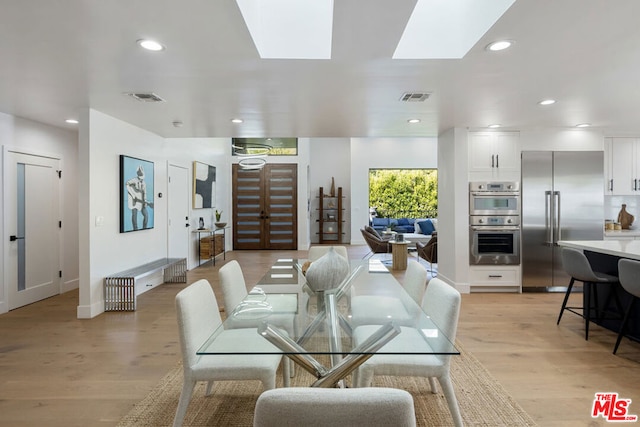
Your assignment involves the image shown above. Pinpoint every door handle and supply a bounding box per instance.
[491,154,495,168]
[609,179,613,192]
[545,191,553,246]
[554,191,561,244]
[10,235,25,241]
[185,223,190,227]
[496,154,499,168]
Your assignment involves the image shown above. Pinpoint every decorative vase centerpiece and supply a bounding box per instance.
[304,247,350,292]
[330,177,336,197]
[214,210,226,228]
[618,204,634,229]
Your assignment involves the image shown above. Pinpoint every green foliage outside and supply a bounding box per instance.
[369,169,438,218]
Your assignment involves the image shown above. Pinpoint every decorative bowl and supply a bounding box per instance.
[215,222,227,228]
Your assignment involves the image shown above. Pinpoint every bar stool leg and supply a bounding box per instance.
[557,278,575,325]
[585,282,592,341]
[613,297,637,354]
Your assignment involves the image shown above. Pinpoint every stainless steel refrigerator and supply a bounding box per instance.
[521,151,604,291]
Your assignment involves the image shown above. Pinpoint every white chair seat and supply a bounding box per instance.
[254,387,416,427]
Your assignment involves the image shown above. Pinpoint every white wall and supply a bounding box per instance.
[309,138,351,244]
[350,137,438,244]
[0,113,78,314]
[437,128,470,292]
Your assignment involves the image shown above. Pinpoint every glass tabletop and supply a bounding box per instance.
[197,258,459,357]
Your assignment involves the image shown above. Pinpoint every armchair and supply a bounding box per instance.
[361,228,390,259]
[416,232,437,275]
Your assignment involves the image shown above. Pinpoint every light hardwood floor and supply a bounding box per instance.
[0,246,638,427]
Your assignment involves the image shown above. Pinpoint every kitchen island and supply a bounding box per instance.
[557,240,639,349]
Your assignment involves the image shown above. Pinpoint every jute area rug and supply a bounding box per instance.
[117,341,536,426]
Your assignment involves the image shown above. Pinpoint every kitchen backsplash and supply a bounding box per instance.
[605,195,640,227]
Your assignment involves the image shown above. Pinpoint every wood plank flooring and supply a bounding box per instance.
[0,246,638,426]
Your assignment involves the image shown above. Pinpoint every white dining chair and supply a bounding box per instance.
[352,278,463,427]
[173,279,289,427]
[253,387,416,427]
[349,262,426,328]
[403,261,428,305]
[307,245,349,261]
[219,260,298,338]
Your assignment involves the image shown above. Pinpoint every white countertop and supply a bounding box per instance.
[558,240,640,261]
[604,229,640,237]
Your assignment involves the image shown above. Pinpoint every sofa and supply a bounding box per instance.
[369,217,437,245]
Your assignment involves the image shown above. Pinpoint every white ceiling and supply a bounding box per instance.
[2,0,640,139]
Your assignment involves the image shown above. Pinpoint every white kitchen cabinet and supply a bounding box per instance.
[469,266,521,293]
[605,137,640,196]
[468,132,520,178]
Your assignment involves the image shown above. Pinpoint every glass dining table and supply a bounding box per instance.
[197,257,459,387]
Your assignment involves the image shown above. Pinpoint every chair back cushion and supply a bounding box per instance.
[404,262,427,305]
[560,247,600,282]
[219,260,248,312]
[175,279,222,368]
[365,225,382,239]
[254,387,416,427]
[422,278,461,343]
[618,258,640,298]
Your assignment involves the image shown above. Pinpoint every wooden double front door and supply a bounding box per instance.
[232,164,297,250]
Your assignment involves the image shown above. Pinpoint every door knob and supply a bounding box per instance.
[10,235,25,241]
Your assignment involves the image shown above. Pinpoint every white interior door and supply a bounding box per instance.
[168,164,190,260]
[4,150,61,310]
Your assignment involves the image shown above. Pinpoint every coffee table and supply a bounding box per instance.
[389,240,411,270]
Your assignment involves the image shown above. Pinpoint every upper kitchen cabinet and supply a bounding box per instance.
[468,131,520,180]
[604,137,640,196]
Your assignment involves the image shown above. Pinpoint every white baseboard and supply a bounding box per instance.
[62,278,79,293]
[76,300,104,319]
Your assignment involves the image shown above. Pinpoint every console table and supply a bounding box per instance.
[194,227,227,266]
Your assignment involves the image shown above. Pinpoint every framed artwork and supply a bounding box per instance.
[120,155,155,233]
[193,161,216,209]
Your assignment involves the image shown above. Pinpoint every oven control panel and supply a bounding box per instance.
[470,215,520,226]
[469,181,520,192]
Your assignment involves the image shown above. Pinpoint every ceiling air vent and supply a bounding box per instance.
[400,92,431,102]
[126,92,166,102]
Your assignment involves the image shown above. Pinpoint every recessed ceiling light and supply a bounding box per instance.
[407,119,421,124]
[137,39,165,51]
[485,40,514,51]
[231,118,243,124]
[575,123,591,128]
[538,99,556,106]
[487,124,501,128]
[65,119,79,124]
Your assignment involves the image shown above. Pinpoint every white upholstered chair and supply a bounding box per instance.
[173,279,288,427]
[349,262,427,327]
[403,261,428,305]
[352,278,463,427]
[219,260,298,338]
[253,387,417,427]
[307,245,348,261]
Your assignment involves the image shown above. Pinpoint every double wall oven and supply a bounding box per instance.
[469,181,521,265]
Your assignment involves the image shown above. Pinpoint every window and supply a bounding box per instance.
[232,138,298,156]
[369,169,437,219]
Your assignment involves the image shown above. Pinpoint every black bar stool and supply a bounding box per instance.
[558,247,620,340]
[613,258,640,354]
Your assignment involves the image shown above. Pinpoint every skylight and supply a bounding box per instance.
[393,0,517,59]
[236,0,334,59]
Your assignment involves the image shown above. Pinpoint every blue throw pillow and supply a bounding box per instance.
[418,219,435,235]
[372,217,389,227]
[397,218,410,226]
